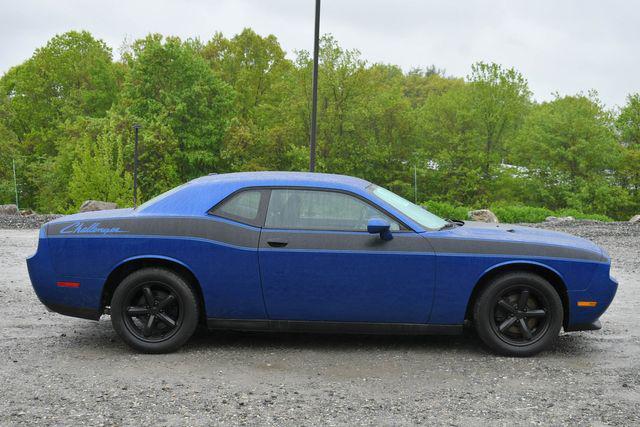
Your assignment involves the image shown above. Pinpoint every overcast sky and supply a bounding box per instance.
[1,0,638,107]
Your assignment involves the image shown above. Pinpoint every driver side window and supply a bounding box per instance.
[265,189,400,231]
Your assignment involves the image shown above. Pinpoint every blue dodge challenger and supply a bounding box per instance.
[27,172,617,356]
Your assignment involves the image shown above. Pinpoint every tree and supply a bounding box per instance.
[468,62,531,181]
[67,123,134,211]
[617,93,640,147]
[414,82,485,204]
[0,31,119,155]
[202,29,295,171]
[511,93,626,216]
[0,31,120,210]
[121,34,235,186]
[616,93,640,212]
[0,121,19,204]
[403,67,457,108]
[0,29,637,219]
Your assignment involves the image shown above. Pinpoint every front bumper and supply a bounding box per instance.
[565,265,618,332]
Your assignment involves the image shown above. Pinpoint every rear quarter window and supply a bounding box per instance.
[209,190,267,227]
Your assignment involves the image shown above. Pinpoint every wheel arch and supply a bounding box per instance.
[101,256,206,323]
[464,261,570,328]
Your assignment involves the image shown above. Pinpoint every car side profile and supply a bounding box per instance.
[27,172,617,356]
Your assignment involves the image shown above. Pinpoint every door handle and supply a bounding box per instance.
[267,239,288,248]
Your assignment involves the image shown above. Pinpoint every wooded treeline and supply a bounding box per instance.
[0,29,638,219]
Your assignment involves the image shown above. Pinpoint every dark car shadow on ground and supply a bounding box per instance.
[64,318,600,358]
[184,327,483,354]
[181,326,600,357]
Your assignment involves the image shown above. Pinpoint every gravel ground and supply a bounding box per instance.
[0,214,62,230]
[0,220,639,426]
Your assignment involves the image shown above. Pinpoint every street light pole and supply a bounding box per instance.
[309,0,321,172]
[12,158,19,210]
[133,124,141,208]
[414,165,417,203]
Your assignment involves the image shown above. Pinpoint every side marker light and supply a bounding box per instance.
[577,301,597,307]
[56,281,80,288]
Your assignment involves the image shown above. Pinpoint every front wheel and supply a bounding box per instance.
[473,272,563,356]
[111,267,199,353]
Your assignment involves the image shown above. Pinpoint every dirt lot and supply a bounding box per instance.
[1,222,639,426]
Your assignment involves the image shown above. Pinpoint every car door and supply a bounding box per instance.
[205,188,270,319]
[257,188,436,324]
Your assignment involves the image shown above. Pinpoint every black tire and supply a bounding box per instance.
[473,272,563,357]
[111,267,199,353]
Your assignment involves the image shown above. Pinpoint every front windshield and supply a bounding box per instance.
[370,185,447,231]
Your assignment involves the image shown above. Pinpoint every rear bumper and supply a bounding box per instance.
[42,302,101,320]
[27,228,102,321]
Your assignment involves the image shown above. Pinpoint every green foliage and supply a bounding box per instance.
[121,34,234,185]
[490,205,555,224]
[0,31,120,210]
[67,123,134,212]
[422,202,613,223]
[0,30,638,220]
[422,201,470,221]
[617,93,640,147]
[0,121,19,204]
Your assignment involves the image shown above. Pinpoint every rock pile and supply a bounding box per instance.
[467,209,499,223]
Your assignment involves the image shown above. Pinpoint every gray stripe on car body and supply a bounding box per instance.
[46,216,605,262]
[46,216,260,248]
[425,236,606,262]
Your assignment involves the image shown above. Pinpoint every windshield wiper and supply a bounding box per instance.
[439,218,465,230]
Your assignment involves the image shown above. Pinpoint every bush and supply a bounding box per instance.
[422,201,470,220]
[490,205,553,223]
[421,201,614,223]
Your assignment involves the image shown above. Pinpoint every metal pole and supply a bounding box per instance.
[309,0,321,172]
[414,165,417,203]
[133,124,141,208]
[12,158,19,210]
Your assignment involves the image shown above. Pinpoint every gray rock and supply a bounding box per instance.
[0,204,20,216]
[79,200,117,213]
[630,214,640,223]
[467,209,499,223]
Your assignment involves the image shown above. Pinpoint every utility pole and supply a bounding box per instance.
[12,158,19,210]
[414,165,417,203]
[309,0,321,172]
[133,124,141,208]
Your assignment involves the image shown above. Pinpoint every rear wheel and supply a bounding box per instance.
[473,272,563,356]
[111,267,199,353]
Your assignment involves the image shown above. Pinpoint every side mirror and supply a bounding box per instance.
[367,218,393,241]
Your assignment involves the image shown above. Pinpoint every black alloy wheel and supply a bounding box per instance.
[111,268,199,353]
[491,286,549,346]
[474,272,563,356]
[123,282,182,342]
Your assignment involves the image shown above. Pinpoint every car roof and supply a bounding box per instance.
[136,171,375,217]
[189,171,372,189]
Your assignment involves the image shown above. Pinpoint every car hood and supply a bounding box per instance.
[426,221,607,262]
